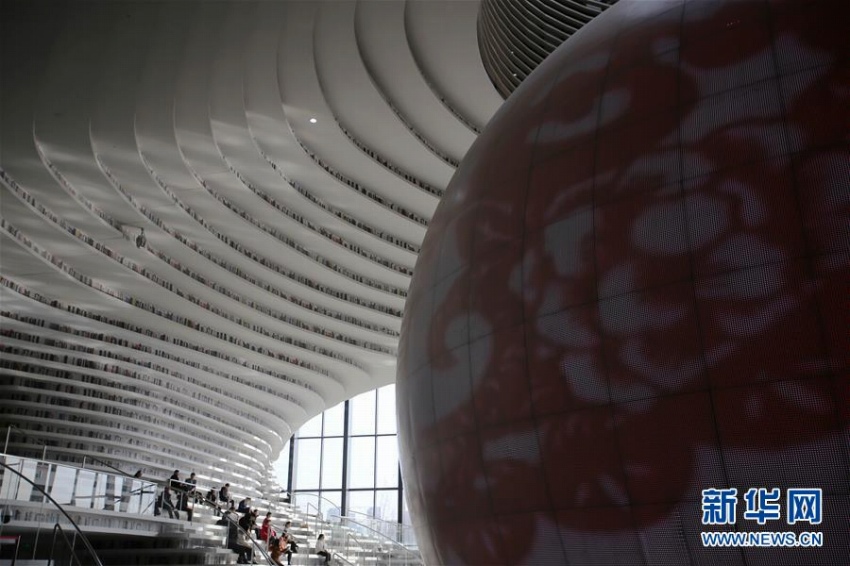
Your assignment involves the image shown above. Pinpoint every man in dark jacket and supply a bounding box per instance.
[237,497,252,513]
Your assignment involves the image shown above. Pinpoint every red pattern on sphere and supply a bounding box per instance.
[397,0,849,564]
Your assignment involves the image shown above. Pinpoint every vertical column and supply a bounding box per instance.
[340,400,350,516]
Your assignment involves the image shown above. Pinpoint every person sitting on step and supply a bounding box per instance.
[315,533,331,565]
[269,534,287,566]
[237,496,252,513]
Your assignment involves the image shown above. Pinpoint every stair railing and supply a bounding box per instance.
[343,531,366,564]
[0,461,104,566]
[4,425,131,480]
[338,516,423,566]
[331,529,357,566]
[304,502,327,537]
[291,492,341,523]
[49,522,87,566]
[345,508,418,548]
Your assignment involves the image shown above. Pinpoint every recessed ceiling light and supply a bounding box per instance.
[309,118,317,124]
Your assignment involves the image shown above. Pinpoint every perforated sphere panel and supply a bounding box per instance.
[396,0,849,564]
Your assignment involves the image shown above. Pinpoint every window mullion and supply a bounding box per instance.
[341,399,350,516]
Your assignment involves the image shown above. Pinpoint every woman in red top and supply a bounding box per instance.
[260,512,275,542]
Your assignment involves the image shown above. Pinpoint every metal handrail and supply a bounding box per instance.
[1,452,157,500]
[291,492,341,519]
[339,516,423,565]
[0,461,105,566]
[345,508,417,545]
[344,530,364,556]
[50,523,85,566]
[323,528,356,566]
[65,482,154,503]
[4,425,132,479]
[304,502,327,536]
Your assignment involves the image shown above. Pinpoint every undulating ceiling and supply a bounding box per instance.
[0,0,503,489]
[479,0,619,97]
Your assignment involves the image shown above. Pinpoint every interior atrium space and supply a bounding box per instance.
[1,0,848,565]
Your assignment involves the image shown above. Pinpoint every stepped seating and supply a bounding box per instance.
[82,505,235,566]
[93,546,238,566]
[0,453,418,565]
[267,503,419,566]
[0,495,413,565]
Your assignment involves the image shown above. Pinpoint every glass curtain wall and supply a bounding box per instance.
[278,384,406,523]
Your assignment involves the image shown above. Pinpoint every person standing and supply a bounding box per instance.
[169,470,187,513]
[158,485,178,520]
[185,472,199,503]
